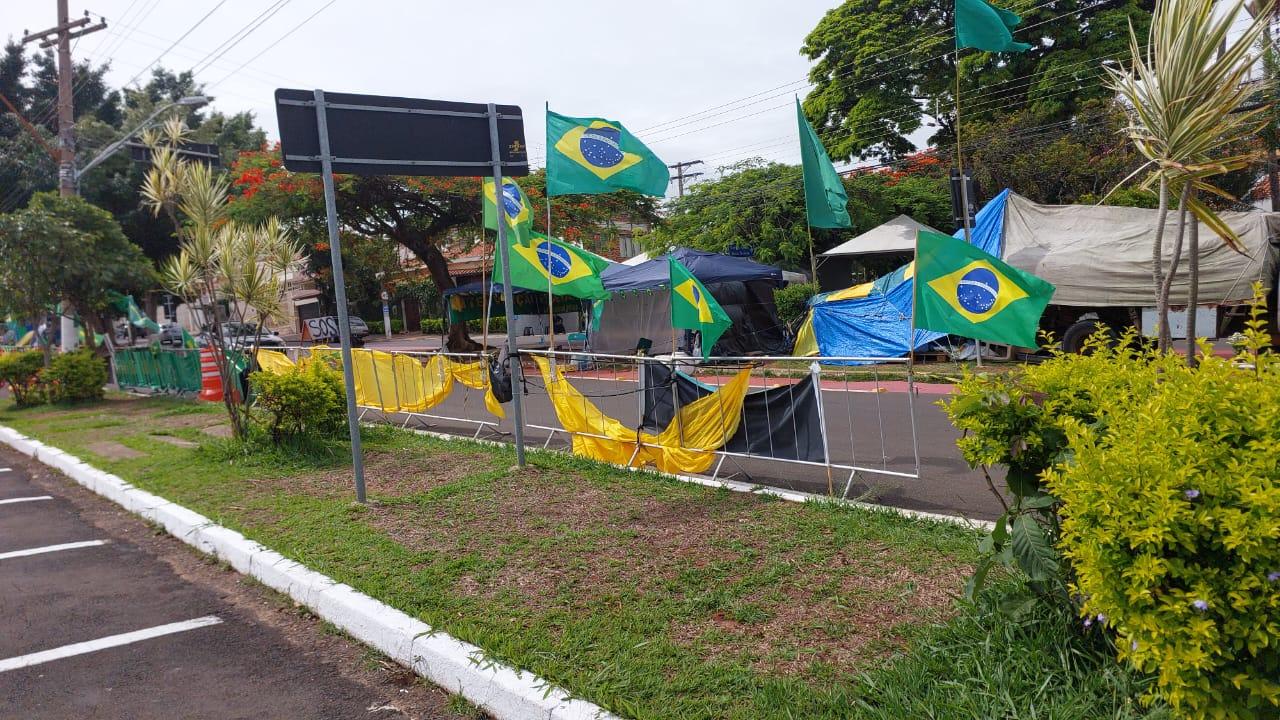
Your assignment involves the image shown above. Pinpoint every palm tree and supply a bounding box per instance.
[1104,0,1272,355]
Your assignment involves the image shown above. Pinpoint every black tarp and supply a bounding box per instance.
[704,280,789,356]
[640,363,827,462]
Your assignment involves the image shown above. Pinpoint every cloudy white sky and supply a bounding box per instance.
[8,0,855,184]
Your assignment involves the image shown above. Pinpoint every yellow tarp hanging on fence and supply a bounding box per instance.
[254,349,297,374]
[284,346,505,419]
[532,356,751,475]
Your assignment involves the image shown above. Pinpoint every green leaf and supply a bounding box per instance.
[1010,514,1059,582]
[1020,494,1059,510]
[964,556,995,601]
[1005,467,1042,498]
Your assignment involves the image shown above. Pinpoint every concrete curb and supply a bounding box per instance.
[400,426,996,533]
[0,425,619,720]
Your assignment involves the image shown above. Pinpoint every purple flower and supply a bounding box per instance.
[1083,617,1094,628]
[1131,640,1139,651]
[1268,571,1280,583]
[1096,613,1107,624]
[1192,599,1209,612]
[1184,488,1201,500]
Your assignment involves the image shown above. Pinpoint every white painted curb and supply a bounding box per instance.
[0,425,619,720]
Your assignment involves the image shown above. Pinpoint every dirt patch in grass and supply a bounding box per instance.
[202,424,233,438]
[150,434,198,448]
[364,467,968,674]
[86,440,146,460]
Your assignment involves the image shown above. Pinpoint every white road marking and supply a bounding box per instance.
[0,539,109,560]
[0,496,53,506]
[0,615,223,673]
[0,468,11,473]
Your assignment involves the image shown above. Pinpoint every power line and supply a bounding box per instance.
[206,0,340,89]
[120,0,228,90]
[189,0,293,78]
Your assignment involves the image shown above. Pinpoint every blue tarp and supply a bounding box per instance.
[601,247,783,292]
[808,189,1011,362]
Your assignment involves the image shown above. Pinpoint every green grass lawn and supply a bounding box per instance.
[0,394,1163,719]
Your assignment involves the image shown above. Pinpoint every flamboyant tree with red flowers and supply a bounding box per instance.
[225,145,658,349]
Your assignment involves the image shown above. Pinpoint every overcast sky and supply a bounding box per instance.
[8,0,855,186]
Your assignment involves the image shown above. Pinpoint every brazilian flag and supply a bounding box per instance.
[482,176,534,246]
[914,230,1054,348]
[669,257,731,360]
[546,110,669,197]
[492,231,611,300]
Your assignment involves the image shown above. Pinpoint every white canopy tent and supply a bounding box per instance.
[821,214,942,257]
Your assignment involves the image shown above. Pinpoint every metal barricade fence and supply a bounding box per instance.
[112,346,203,394]
[517,349,922,496]
[275,346,502,439]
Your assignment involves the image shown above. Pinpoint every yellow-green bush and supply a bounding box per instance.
[1049,340,1280,717]
[249,361,346,444]
[946,306,1280,717]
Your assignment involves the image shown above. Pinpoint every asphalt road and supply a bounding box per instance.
[361,362,1006,522]
[0,449,468,720]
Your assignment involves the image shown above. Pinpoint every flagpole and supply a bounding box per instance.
[954,47,982,368]
[907,231,922,477]
[797,95,820,286]
[481,182,491,354]
[545,101,557,357]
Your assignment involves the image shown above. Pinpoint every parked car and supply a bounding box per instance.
[197,322,286,349]
[303,315,369,347]
[158,322,186,346]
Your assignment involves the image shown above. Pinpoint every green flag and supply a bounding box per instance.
[546,110,669,197]
[796,99,852,229]
[482,176,534,246]
[914,229,1054,347]
[955,0,1032,52]
[492,231,612,300]
[669,257,731,360]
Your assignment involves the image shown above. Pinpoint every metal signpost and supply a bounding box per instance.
[276,89,529,501]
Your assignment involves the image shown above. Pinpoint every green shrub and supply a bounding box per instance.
[389,318,404,334]
[366,319,383,335]
[463,317,507,334]
[420,318,445,335]
[249,361,346,444]
[1048,306,1280,718]
[0,350,46,407]
[774,281,818,327]
[945,296,1280,717]
[42,350,107,404]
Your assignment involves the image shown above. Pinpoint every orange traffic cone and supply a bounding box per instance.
[198,347,223,402]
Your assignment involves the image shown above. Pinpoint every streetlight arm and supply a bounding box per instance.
[77,95,208,178]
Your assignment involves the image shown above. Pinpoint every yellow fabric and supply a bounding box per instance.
[826,281,875,302]
[793,313,819,357]
[287,346,504,418]
[254,349,296,374]
[532,356,751,474]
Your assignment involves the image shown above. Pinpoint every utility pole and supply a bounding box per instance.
[667,159,704,198]
[22,1,106,196]
[22,1,106,353]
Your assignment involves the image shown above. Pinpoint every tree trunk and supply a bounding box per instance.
[1152,176,1171,352]
[1186,198,1200,367]
[1158,182,1193,351]
[394,231,480,352]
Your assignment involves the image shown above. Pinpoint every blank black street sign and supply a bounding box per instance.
[274,89,528,177]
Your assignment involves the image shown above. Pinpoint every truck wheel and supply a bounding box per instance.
[1061,320,1115,354]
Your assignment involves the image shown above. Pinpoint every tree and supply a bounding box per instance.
[0,208,82,364]
[800,0,1155,161]
[23,192,154,350]
[225,147,659,349]
[1104,0,1270,354]
[964,102,1147,205]
[641,158,951,272]
[143,120,301,439]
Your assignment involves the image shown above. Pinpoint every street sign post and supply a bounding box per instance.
[275,89,530,501]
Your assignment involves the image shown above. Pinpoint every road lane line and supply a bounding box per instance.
[0,615,223,672]
[0,496,53,506]
[0,468,11,473]
[0,539,109,560]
